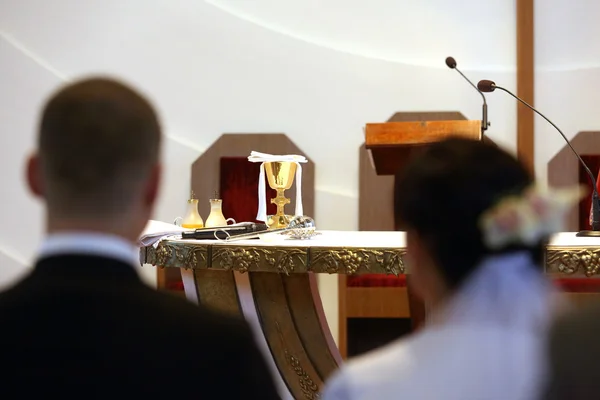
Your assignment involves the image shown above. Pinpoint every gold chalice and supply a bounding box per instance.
[264,161,297,229]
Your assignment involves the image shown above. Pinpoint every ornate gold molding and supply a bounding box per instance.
[546,247,600,277]
[274,321,321,399]
[142,240,600,277]
[141,241,406,275]
[287,351,320,399]
[145,241,209,270]
[212,247,307,274]
[311,248,405,275]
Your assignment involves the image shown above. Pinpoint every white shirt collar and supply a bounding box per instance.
[38,232,140,267]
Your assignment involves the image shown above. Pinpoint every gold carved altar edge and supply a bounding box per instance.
[139,238,600,399]
[142,240,600,278]
[141,240,406,275]
[546,246,600,277]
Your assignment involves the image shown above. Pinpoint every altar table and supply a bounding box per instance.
[140,231,600,399]
[546,233,600,277]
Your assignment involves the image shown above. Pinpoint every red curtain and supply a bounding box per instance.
[594,169,600,226]
[219,157,277,223]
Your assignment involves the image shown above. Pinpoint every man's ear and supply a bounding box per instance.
[144,163,162,207]
[26,153,44,198]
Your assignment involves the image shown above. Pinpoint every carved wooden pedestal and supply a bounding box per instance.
[141,231,406,399]
[141,231,600,399]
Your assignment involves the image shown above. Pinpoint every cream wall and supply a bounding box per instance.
[535,1,600,184]
[0,0,519,343]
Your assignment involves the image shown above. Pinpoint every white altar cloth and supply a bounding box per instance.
[547,232,600,247]
[172,230,407,249]
[140,219,600,251]
[171,231,600,249]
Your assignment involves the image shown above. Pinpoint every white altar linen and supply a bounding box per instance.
[138,220,190,247]
[140,223,599,251]
[547,232,600,247]
[171,230,407,249]
[166,230,600,251]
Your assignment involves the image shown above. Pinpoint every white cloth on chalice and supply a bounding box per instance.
[248,151,307,222]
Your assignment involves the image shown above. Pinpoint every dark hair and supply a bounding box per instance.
[39,77,161,216]
[394,138,544,290]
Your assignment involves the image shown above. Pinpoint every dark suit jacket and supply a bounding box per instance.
[542,304,600,400]
[0,255,280,399]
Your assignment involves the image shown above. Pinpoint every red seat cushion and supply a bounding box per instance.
[347,274,407,288]
[553,278,600,293]
[346,276,600,292]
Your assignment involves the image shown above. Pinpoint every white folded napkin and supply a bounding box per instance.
[138,220,190,247]
[247,151,307,222]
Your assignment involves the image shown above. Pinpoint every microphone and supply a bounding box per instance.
[477,80,496,93]
[478,79,600,237]
[445,56,490,133]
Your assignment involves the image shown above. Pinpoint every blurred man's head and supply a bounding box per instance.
[27,77,162,241]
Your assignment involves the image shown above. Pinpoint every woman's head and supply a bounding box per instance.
[394,138,539,303]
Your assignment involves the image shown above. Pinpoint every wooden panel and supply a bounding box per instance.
[250,272,324,398]
[233,272,293,398]
[156,267,166,290]
[367,147,419,176]
[346,287,410,318]
[282,274,341,381]
[565,293,600,309]
[193,269,243,316]
[365,120,481,148]
[516,0,535,172]
[358,144,395,231]
[337,275,348,359]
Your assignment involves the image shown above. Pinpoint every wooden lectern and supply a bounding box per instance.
[365,119,482,175]
[365,118,482,329]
